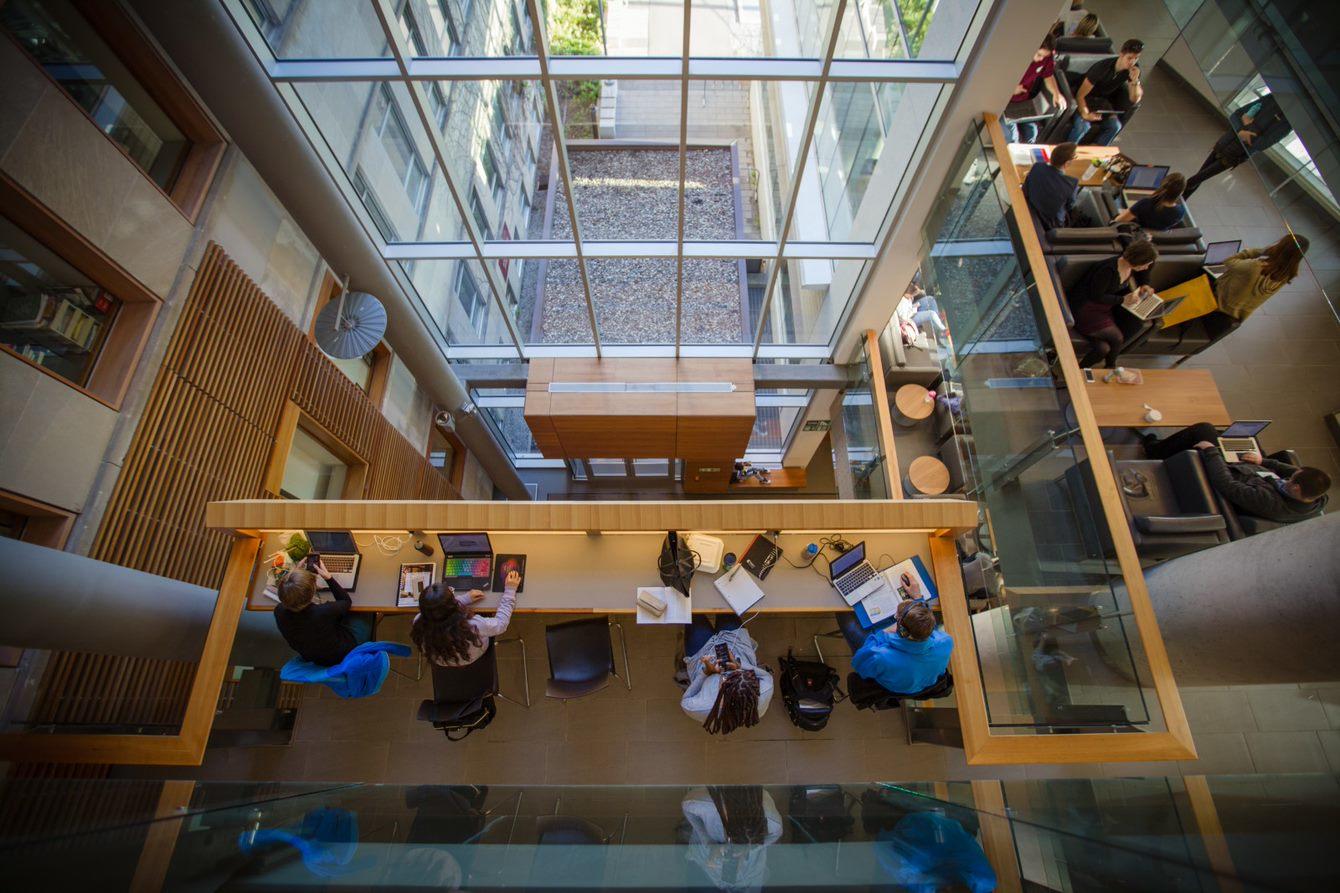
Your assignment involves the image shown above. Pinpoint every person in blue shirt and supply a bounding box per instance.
[850,599,953,696]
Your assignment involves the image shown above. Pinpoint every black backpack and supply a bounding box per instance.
[777,650,843,731]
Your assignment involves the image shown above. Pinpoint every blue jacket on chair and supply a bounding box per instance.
[280,641,410,698]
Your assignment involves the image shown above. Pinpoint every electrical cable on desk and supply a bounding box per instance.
[357,534,408,556]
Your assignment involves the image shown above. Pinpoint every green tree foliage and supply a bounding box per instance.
[548,0,602,106]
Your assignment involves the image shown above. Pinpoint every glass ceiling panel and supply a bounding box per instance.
[400,257,517,348]
[686,80,809,241]
[258,0,392,58]
[593,0,685,57]
[689,0,828,58]
[558,81,682,240]
[760,257,869,345]
[799,80,943,242]
[837,0,982,61]
[681,257,752,345]
[516,257,594,344]
[589,257,677,344]
[447,80,562,242]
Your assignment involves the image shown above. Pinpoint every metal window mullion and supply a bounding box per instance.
[370,0,525,358]
[674,1,692,356]
[525,0,602,357]
[751,0,850,357]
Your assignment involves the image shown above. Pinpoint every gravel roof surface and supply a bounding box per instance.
[540,146,744,343]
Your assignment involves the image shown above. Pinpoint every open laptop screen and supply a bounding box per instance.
[439,532,491,554]
[1221,420,1271,438]
[829,541,866,579]
[306,530,357,553]
[1124,164,1169,190]
[1204,240,1243,265]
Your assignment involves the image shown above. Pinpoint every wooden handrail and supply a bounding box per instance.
[941,114,1195,763]
[863,329,904,498]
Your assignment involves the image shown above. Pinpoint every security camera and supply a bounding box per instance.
[434,411,456,433]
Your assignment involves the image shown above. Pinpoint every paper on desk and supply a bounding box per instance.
[636,586,691,624]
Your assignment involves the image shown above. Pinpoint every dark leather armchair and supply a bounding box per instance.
[1216,449,1328,539]
[1099,191,1208,255]
[1065,449,1229,560]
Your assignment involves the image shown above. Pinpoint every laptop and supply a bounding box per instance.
[1122,164,1169,202]
[438,532,494,589]
[1125,291,1185,321]
[303,530,362,592]
[1217,420,1271,462]
[828,542,891,607]
[1203,240,1243,279]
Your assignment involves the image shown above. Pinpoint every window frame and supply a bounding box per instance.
[453,261,488,339]
[0,172,162,409]
[1,0,226,222]
[0,489,76,548]
[264,401,369,500]
[373,83,430,215]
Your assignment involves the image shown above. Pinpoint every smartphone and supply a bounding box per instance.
[714,642,731,667]
[1083,369,1095,383]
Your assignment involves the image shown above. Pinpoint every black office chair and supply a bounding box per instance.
[529,812,624,883]
[416,638,531,740]
[543,617,631,700]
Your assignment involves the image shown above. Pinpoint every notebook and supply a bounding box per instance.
[713,564,765,616]
[855,556,940,630]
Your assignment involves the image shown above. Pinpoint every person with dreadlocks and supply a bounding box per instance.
[681,785,783,891]
[679,615,774,735]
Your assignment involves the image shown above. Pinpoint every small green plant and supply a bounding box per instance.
[284,532,311,562]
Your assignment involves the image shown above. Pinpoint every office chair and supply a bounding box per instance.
[543,616,631,699]
[416,638,531,740]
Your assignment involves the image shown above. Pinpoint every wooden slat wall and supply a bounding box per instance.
[31,242,460,733]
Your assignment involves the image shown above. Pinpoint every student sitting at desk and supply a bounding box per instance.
[274,563,373,667]
[850,600,953,697]
[412,570,521,667]
[1023,141,1080,230]
[1112,172,1186,231]
[1068,239,1158,369]
[680,615,774,735]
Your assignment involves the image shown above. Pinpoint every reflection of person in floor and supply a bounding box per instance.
[1184,93,1291,198]
[1032,633,1078,708]
[680,786,783,893]
[861,786,997,893]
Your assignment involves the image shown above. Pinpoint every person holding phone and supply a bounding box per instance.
[412,570,521,667]
[1067,38,1145,145]
[680,615,774,734]
[1067,240,1158,368]
[273,560,374,667]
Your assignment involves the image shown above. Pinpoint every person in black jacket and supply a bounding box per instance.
[1184,93,1291,198]
[1067,240,1158,368]
[274,563,373,666]
[1145,422,1330,523]
[1023,141,1080,229]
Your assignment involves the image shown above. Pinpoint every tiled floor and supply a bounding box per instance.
[1114,65,1340,484]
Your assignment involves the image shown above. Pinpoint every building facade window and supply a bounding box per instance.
[468,187,490,238]
[0,0,190,191]
[373,84,429,215]
[482,142,505,206]
[454,262,487,339]
[352,168,400,242]
[281,426,350,500]
[0,214,119,388]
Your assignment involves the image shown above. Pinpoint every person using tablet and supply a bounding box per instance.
[1067,38,1145,145]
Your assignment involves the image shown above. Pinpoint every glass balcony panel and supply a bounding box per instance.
[761,258,868,345]
[480,402,543,460]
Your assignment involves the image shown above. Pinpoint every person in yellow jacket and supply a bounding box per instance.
[1215,233,1310,321]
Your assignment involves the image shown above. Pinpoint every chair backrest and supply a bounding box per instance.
[545,617,614,684]
[428,639,499,704]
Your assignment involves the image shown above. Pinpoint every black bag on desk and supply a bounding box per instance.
[778,650,843,731]
[658,530,698,597]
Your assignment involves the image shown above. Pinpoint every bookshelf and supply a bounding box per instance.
[0,288,117,385]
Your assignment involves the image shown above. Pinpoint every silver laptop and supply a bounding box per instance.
[1126,291,1185,321]
[1217,420,1271,462]
[829,542,890,606]
[303,529,362,591]
[1122,164,1169,203]
[1203,240,1242,280]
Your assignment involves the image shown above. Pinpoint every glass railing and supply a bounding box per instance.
[841,336,893,500]
[918,123,1164,736]
[2,776,1336,890]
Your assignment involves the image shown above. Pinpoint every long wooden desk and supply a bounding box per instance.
[246,530,936,615]
[1009,144,1120,188]
[1084,368,1231,429]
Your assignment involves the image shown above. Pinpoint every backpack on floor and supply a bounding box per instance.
[777,650,843,732]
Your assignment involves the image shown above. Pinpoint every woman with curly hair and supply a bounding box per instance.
[412,570,521,666]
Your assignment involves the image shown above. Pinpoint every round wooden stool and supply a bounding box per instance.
[893,384,935,427]
[905,455,950,497]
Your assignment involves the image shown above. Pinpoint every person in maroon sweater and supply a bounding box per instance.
[1003,34,1066,143]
